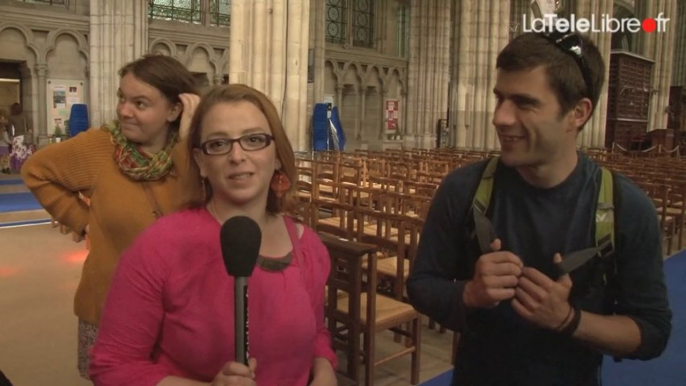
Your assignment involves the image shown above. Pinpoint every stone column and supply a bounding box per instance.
[354,86,362,140]
[35,63,48,137]
[89,0,148,127]
[673,0,686,87]
[639,0,679,132]
[359,87,367,140]
[404,0,420,148]
[405,0,452,149]
[229,0,311,151]
[378,87,387,140]
[310,0,326,105]
[335,85,344,115]
[451,0,509,150]
[573,0,613,149]
[213,74,224,85]
[400,90,408,138]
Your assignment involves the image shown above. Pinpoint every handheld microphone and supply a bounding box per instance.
[220,216,261,366]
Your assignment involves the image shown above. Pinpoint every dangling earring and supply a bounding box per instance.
[270,170,291,198]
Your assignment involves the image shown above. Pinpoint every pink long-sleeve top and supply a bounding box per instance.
[89,208,337,386]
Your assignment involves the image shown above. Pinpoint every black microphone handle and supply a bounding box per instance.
[234,276,249,365]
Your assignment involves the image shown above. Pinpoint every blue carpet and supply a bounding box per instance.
[0,179,23,185]
[421,250,686,386]
[601,249,686,386]
[0,193,42,212]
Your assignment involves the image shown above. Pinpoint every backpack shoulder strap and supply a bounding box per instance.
[596,167,615,258]
[472,156,500,215]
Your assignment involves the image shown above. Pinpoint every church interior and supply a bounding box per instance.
[1,0,685,385]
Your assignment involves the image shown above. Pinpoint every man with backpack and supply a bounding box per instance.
[407,30,672,386]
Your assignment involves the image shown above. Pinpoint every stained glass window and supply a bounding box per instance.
[326,0,348,44]
[210,0,230,27]
[352,0,374,48]
[21,0,66,5]
[149,0,201,24]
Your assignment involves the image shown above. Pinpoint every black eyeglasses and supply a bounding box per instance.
[540,31,594,100]
[198,133,274,155]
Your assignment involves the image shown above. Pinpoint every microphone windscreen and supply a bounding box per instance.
[220,216,261,277]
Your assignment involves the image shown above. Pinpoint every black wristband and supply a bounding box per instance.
[560,305,581,336]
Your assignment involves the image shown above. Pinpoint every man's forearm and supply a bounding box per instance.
[571,311,641,357]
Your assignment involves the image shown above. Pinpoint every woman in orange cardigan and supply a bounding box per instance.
[21,54,200,379]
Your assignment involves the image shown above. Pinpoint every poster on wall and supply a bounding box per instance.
[385,99,400,137]
[47,79,85,136]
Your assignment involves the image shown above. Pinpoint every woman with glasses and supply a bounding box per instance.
[89,84,338,386]
[21,54,201,379]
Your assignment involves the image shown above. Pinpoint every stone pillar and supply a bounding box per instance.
[451,0,509,150]
[35,63,48,137]
[310,0,326,105]
[405,0,452,149]
[213,74,224,85]
[573,0,613,149]
[359,87,367,140]
[673,0,686,86]
[378,87,387,140]
[639,0,679,132]
[229,0,311,151]
[335,85,344,115]
[400,90,408,138]
[89,0,149,127]
[404,0,420,148]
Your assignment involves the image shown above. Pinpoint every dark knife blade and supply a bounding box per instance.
[553,240,610,279]
[473,209,497,254]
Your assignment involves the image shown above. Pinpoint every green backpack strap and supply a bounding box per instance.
[471,157,499,253]
[472,156,499,215]
[597,167,615,258]
[472,158,615,263]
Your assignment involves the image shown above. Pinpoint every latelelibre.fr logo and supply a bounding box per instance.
[522,13,669,33]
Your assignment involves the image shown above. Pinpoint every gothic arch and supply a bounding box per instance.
[0,23,40,60]
[43,29,89,62]
[149,38,178,57]
[184,42,219,73]
[612,3,635,51]
[325,59,342,83]
[363,64,384,90]
[386,67,406,94]
[531,0,543,18]
[341,61,365,86]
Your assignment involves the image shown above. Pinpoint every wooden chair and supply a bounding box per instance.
[321,233,421,386]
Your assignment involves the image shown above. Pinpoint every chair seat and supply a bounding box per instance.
[363,225,398,238]
[337,293,417,332]
[363,256,409,279]
[324,285,349,306]
[319,216,345,227]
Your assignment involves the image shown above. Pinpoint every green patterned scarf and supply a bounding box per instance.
[104,121,178,181]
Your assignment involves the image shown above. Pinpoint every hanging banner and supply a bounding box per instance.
[385,99,399,134]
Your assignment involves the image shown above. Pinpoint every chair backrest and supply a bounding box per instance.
[320,233,377,380]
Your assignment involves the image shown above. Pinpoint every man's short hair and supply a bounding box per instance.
[496,32,605,119]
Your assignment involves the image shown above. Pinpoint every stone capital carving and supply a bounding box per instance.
[214,74,224,85]
[35,63,48,77]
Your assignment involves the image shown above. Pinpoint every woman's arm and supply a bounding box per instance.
[89,229,174,386]
[21,128,111,233]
